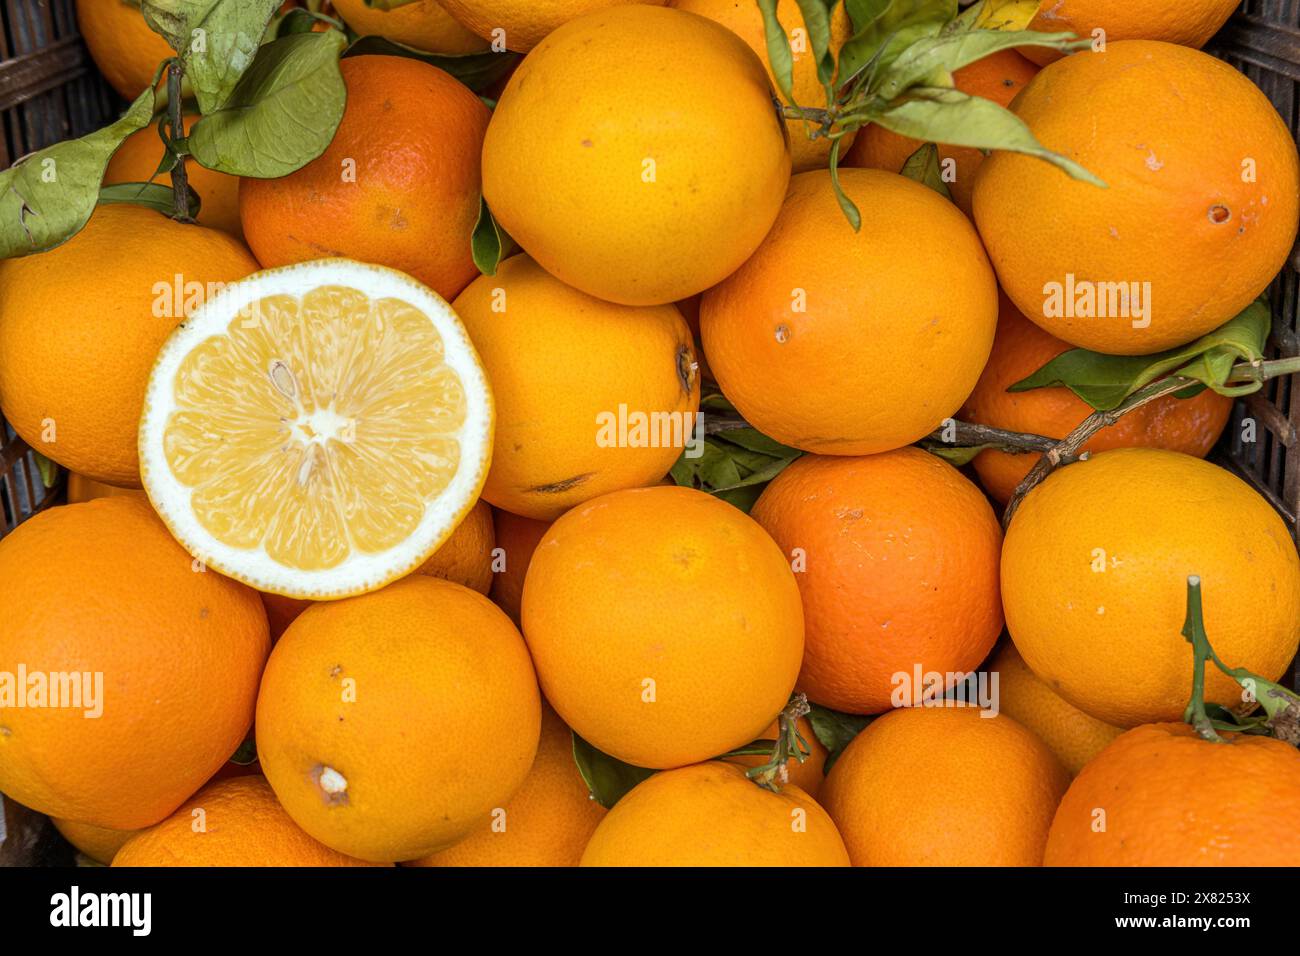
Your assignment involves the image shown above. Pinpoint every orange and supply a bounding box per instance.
[989,643,1123,776]
[670,0,857,172]
[580,761,848,866]
[701,169,997,455]
[414,497,495,593]
[1002,449,1300,727]
[960,293,1233,503]
[75,0,173,98]
[844,49,1038,214]
[261,592,313,642]
[51,818,139,866]
[522,485,804,769]
[0,205,258,487]
[112,777,381,867]
[1045,723,1300,866]
[256,575,541,862]
[974,41,1300,355]
[437,0,668,52]
[65,473,146,504]
[822,706,1069,866]
[750,449,1004,714]
[105,115,244,238]
[240,56,489,301]
[482,5,790,305]
[329,0,488,53]
[454,255,700,520]
[488,509,551,624]
[731,715,828,799]
[0,497,270,829]
[407,705,605,866]
[1025,0,1241,65]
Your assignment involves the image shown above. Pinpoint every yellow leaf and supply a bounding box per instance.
[973,0,1040,31]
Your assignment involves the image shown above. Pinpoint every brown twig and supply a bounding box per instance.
[166,60,193,223]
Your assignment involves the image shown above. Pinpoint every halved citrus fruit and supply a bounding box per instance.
[139,259,494,599]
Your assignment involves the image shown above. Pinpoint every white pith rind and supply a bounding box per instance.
[138,258,494,600]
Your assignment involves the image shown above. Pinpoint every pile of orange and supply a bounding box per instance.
[0,0,1298,872]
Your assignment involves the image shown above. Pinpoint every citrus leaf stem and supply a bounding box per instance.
[166,61,194,224]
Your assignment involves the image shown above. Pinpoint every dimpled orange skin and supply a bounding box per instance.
[580,761,849,866]
[75,0,174,98]
[0,498,270,830]
[438,0,668,52]
[973,41,1300,356]
[330,0,488,53]
[522,486,804,770]
[0,205,259,487]
[960,294,1233,503]
[822,707,1070,867]
[1024,0,1241,66]
[239,56,488,301]
[105,115,244,238]
[702,169,997,456]
[454,255,700,521]
[845,49,1038,214]
[750,449,1004,715]
[407,705,605,866]
[488,509,552,625]
[256,576,541,862]
[1045,723,1300,866]
[113,777,383,867]
[482,5,791,306]
[732,715,828,799]
[670,0,857,172]
[989,643,1123,777]
[1002,449,1300,728]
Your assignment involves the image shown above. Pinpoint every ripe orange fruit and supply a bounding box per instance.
[522,486,804,769]
[75,0,173,99]
[488,509,552,624]
[731,715,828,799]
[1025,0,1241,65]
[65,473,146,504]
[112,777,381,867]
[105,115,243,238]
[750,449,1004,714]
[482,5,790,305]
[51,819,140,866]
[1002,449,1300,727]
[260,592,313,642]
[822,706,1069,866]
[580,761,849,866]
[845,49,1038,214]
[670,0,857,172]
[0,497,270,829]
[960,293,1233,503]
[407,705,605,866]
[414,497,495,593]
[256,575,541,862]
[701,169,997,455]
[454,255,699,520]
[329,0,488,53]
[438,0,668,52]
[0,205,257,487]
[1045,723,1300,866]
[239,56,489,301]
[974,41,1300,355]
[989,643,1123,776]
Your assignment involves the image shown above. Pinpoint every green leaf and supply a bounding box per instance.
[0,87,157,259]
[343,36,520,92]
[793,0,837,91]
[32,452,60,490]
[230,738,259,766]
[898,141,951,198]
[757,0,796,100]
[1011,299,1272,410]
[875,29,1082,101]
[871,87,1105,187]
[572,733,656,809]
[471,197,513,276]
[921,441,991,466]
[806,703,873,773]
[828,138,862,230]
[838,0,953,89]
[98,181,202,219]
[188,29,347,178]
[670,418,801,510]
[144,0,283,113]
